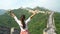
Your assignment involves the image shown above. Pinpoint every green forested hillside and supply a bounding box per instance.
[0,7,60,34]
[54,12,60,34]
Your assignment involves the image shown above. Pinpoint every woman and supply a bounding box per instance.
[10,10,36,34]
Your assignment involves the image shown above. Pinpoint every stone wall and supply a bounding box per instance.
[0,26,10,34]
[0,26,20,34]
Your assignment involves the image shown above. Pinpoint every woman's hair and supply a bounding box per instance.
[20,14,26,29]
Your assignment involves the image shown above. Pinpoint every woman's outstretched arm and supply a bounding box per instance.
[25,10,36,23]
[10,11,22,26]
[30,12,36,19]
[10,11,18,21]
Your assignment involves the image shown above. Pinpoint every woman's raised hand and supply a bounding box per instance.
[9,10,15,17]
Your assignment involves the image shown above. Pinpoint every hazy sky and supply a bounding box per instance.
[0,0,60,12]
